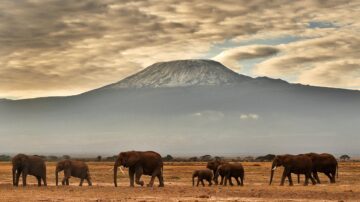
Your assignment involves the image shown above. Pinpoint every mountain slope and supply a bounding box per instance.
[102,59,251,89]
[0,59,359,155]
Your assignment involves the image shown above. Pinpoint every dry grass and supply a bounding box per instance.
[0,162,359,201]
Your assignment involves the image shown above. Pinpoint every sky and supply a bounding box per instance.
[0,0,359,99]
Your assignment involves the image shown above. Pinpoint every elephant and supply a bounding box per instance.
[206,160,229,185]
[215,163,244,186]
[297,153,338,184]
[55,160,92,186]
[270,154,316,186]
[192,169,213,187]
[12,154,47,186]
[113,151,164,187]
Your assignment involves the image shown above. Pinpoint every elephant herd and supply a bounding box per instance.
[10,151,338,188]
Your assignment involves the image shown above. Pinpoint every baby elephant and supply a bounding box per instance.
[55,160,92,186]
[192,169,213,187]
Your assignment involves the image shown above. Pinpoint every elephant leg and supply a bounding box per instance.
[66,179,69,185]
[62,177,67,185]
[36,176,42,186]
[129,168,135,187]
[21,171,27,186]
[208,178,212,186]
[197,178,200,186]
[280,170,287,186]
[240,175,244,186]
[287,173,293,186]
[330,170,336,183]
[135,167,145,187]
[324,172,333,183]
[43,178,47,186]
[309,173,316,185]
[305,174,309,186]
[79,178,84,186]
[148,167,161,187]
[15,169,21,186]
[313,171,321,184]
[229,176,234,186]
[42,174,47,186]
[157,173,164,187]
[235,177,241,186]
[224,176,229,186]
[220,176,224,185]
[297,174,300,184]
[86,177,92,186]
[201,179,205,187]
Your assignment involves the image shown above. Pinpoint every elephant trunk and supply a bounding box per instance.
[214,169,220,185]
[55,168,59,186]
[192,173,196,186]
[12,167,16,186]
[269,162,276,185]
[114,161,119,187]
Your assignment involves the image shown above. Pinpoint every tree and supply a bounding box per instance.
[62,155,71,160]
[163,154,174,162]
[47,156,59,161]
[255,154,276,162]
[199,155,212,161]
[340,154,350,161]
[97,156,102,162]
[188,157,198,162]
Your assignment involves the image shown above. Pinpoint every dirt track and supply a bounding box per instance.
[0,162,359,201]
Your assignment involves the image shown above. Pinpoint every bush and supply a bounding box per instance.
[0,155,11,161]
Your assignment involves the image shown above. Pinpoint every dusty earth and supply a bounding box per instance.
[0,161,359,201]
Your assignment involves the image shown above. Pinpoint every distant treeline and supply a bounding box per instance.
[0,154,354,162]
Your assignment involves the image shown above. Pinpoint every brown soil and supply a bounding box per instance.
[0,162,359,201]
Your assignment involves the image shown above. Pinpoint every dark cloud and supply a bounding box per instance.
[0,0,359,98]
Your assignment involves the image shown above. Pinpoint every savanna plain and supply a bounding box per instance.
[0,162,359,201]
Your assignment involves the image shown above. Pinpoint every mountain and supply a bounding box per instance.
[102,60,251,89]
[1,59,360,156]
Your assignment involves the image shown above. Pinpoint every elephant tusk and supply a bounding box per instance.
[109,167,114,171]
[119,166,125,175]
[272,166,277,171]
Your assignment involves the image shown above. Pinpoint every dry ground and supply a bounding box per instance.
[0,162,359,201]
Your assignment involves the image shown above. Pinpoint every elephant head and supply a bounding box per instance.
[269,155,285,185]
[12,154,29,186]
[55,160,71,186]
[207,160,222,184]
[113,152,139,187]
[192,171,198,186]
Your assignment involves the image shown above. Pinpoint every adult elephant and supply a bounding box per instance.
[113,151,164,187]
[297,153,338,184]
[206,160,228,185]
[270,154,316,186]
[12,154,47,186]
[216,163,244,186]
[55,160,92,186]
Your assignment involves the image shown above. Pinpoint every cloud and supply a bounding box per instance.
[192,110,225,121]
[213,45,279,70]
[240,113,259,120]
[0,0,359,98]
[253,31,360,89]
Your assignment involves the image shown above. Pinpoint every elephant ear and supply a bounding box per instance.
[126,152,140,167]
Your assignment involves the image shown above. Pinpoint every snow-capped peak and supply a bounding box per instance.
[106,59,251,89]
